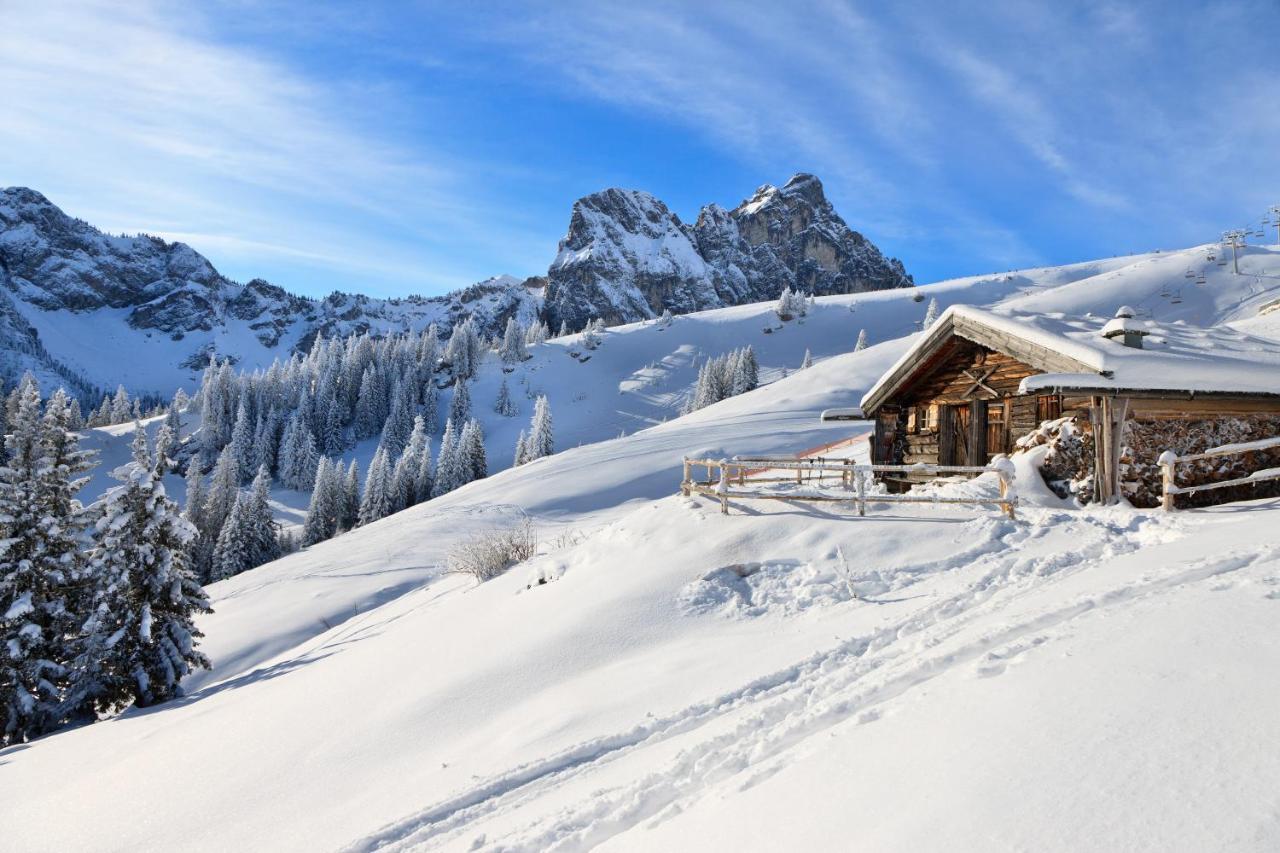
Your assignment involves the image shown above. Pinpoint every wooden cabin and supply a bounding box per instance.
[858,304,1280,503]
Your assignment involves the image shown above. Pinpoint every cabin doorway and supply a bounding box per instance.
[939,403,971,466]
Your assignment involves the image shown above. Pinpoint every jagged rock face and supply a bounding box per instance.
[544,174,911,330]
[0,188,543,395]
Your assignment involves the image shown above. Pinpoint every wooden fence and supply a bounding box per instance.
[1158,436,1280,510]
[681,456,1017,518]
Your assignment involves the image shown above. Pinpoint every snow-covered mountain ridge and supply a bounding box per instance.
[1,175,908,397]
[544,173,911,330]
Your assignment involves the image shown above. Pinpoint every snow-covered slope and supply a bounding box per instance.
[7,243,1280,851]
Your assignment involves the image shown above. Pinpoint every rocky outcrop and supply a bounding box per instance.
[544,173,911,330]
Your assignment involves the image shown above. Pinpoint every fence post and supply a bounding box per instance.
[992,458,1017,520]
[855,467,866,517]
[681,458,691,496]
[1158,451,1177,511]
[716,458,730,515]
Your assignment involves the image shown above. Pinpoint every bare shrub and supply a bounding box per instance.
[446,518,537,582]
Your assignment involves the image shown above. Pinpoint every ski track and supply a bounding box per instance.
[344,509,1266,853]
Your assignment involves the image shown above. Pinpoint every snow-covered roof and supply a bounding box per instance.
[861,304,1280,411]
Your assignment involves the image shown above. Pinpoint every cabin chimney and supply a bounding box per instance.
[1101,306,1148,349]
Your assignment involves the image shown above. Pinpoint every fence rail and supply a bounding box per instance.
[681,456,1017,519]
[1159,436,1280,510]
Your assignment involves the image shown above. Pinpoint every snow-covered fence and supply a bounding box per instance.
[681,456,1017,519]
[1158,436,1280,511]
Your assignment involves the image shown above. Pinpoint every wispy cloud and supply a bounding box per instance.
[0,0,546,294]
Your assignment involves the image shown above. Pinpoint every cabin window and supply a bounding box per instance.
[1036,394,1062,423]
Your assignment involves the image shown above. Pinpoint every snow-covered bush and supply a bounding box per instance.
[446,518,537,582]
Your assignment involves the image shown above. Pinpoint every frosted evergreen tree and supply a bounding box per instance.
[581,318,604,350]
[243,465,279,567]
[164,396,183,439]
[303,457,339,545]
[358,447,394,525]
[354,365,385,440]
[0,385,93,744]
[432,419,463,497]
[66,398,84,431]
[499,317,529,364]
[448,379,471,426]
[524,320,549,346]
[226,397,252,483]
[445,317,483,379]
[380,388,413,459]
[183,464,213,582]
[339,461,360,531]
[801,349,813,370]
[855,328,868,351]
[153,423,177,477]
[210,492,252,581]
[278,414,319,491]
[413,437,434,504]
[252,406,281,476]
[513,429,528,467]
[109,385,132,423]
[923,297,940,329]
[494,378,517,416]
[421,380,439,434]
[527,395,553,462]
[74,424,210,712]
[657,308,674,328]
[459,418,487,483]
[776,287,797,320]
[390,416,430,511]
[204,444,240,550]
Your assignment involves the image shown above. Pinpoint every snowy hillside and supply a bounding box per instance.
[7,242,1280,851]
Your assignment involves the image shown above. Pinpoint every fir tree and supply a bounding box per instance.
[74,425,210,712]
[380,388,413,459]
[513,429,528,467]
[923,297,940,329]
[494,378,517,416]
[391,416,430,511]
[182,464,213,583]
[303,458,339,545]
[339,461,360,531]
[211,490,253,581]
[499,317,529,364]
[459,418,487,483]
[0,385,93,744]
[358,447,394,525]
[109,385,132,423]
[527,396,553,462]
[448,379,472,426]
[556,320,570,338]
[205,445,240,541]
[432,419,463,497]
[153,423,176,477]
[243,465,279,567]
[801,349,813,370]
[227,397,253,483]
[855,329,868,351]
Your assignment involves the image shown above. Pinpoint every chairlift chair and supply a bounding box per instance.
[1196,274,1207,284]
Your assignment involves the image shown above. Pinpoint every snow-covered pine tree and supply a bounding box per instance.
[204,444,240,543]
[421,380,439,434]
[182,464,214,583]
[303,457,339,545]
[0,384,93,744]
[153,423,176,476]
[354,365,385,440]
[556,320,570,338]
[66,398,84,431]
[432,419,463,497]
[227,397,253,483]
[109,385,132,424]
[741,346,759,390]
[923,297,940,329]
[855,328,868,351]
[358,447,394,525]
[513,429,528,467]
[448,379,472,426]
[339,460,360,531]
[74,424,210,712]
[801,349,813,369]
[657,308,673,328]
[499,317,529,364]
[776,287,796,320]
[243,465,279,567]
[380,388,413,459]
[494,378,517,416]
[210,491,252,582]
[524,320,549,346]
[390,416,430,511]
[527,395,553,462]
[459,418,487,484]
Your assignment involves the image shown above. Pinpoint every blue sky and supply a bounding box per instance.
[4,0,1279,297]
